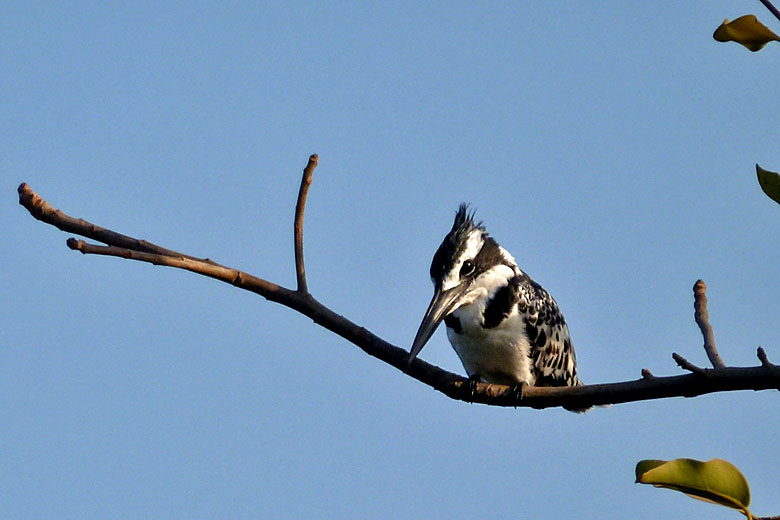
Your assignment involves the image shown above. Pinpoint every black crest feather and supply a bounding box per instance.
[429,204,485,282]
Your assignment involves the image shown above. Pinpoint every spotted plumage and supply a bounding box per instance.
[410,204,582,390]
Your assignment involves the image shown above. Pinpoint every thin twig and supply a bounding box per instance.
[759,0,780,24]
[66,238,285,295]
[17,183,216,264]
[757,346,773,368]
[673,353,707,376]
[17,172,780,410]
[693,280,726,369]
[294,154,318,294]
[641,368,654,379]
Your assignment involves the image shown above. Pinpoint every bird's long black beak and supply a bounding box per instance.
[409,282,470,363]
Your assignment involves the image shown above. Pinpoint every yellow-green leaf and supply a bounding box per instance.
[635,459,667,477]
[636,458,751,515]
[757,164,780,205]
[713,15,780,51]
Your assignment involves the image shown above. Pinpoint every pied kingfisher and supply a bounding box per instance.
[410,204,582,390]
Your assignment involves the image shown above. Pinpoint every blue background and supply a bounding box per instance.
[4,2,780,518]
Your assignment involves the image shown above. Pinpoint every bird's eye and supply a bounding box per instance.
[460,260,475,278]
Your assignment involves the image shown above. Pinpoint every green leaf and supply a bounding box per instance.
[635,459,668,477]
[757,164,780,205]
[636,458,751,515]
[713,14,780,51]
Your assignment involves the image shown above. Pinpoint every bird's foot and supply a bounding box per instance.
[465,374,481,403]
[511,382,528,407]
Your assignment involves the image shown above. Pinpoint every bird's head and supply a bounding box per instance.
[409,204,517,362]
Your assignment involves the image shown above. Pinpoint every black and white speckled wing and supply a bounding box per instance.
[516,276,581,387]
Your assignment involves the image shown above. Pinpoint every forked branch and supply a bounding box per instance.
[17,156,780,410]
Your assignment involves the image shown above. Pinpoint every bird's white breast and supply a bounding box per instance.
[446,284,534,385]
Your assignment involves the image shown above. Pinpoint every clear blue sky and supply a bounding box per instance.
[4,2,780,518]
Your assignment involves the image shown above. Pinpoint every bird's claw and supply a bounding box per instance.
[466,374,481,403]
[512,382,528,407]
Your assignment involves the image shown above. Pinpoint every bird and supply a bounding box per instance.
[409,204,582,392]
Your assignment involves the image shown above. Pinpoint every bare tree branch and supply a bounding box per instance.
[294,154,317,294]
[759,0,780,25]
[17,181,217,264]
[693,280,726,369]
[757,346,774,368]
[672,353,707,376]
[16,158,780,410]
